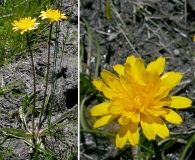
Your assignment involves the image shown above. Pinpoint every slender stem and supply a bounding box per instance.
[26,33,36,142]
[132,146,139,160]
[37,23,53,135]
[151,140,162,160]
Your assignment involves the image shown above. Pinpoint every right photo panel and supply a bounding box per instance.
[80,1,195,160]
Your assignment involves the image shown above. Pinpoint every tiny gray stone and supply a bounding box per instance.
[173,49,180,56]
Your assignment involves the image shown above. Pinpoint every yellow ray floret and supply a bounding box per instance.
[39,9,67,23]
[90,55,192,148]
[12,17,39,34]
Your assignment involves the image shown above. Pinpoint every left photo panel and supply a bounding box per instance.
[0,0,78,159]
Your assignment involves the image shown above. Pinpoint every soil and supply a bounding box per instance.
[80,0,195,160]
[0,0,78,159]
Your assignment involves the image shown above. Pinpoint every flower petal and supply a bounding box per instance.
[125,55,136,66]
[154,86,172,100]
[90,102,110,116]
[101,70,121,91]
[118,115,130,125]
[160,72,183,87]
[124,111,140,123]
[110,95,136,115]
[170,96,192,108]
[116,125,128,148]
[152,116,169,139]
[146,57,165,75]
[92,79,104,91]
[113,64,124,75]
[101,86,116,99]
[146,108,168,116]
[140,114,156,140]
[128,122,139,146]
[93,115,116,128]
[134,58,146,80]
[161,108,183,124]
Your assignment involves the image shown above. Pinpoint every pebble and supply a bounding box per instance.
[173,49,180,56]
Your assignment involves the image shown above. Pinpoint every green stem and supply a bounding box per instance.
[151,140,162,160]
[26,33,36,143]
[37,23,53,135]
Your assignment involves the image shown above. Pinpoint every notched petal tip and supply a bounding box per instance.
[113,64,124,75]
[146,56,165,75]
[162,108,183,124]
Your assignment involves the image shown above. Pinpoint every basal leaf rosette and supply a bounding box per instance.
[90,55,192,149]
[12,17,39,34]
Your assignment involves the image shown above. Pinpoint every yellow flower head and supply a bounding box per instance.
[39,9,67,23]
[12,17,40,34]
[90,55,192,148]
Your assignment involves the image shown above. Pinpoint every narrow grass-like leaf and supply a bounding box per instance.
[180,133,195,160]
[160,136,181,151]
[50,110,73,126]
[0,128,32,139]
[105,2,111,22]
[0,150,2,160]
[94,33,101,79]
[80,42,84,72]
[80,97,91,130]
[81,129,116,137]
[82,18,93,74]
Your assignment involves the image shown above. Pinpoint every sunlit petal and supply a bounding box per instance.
[101,70,121,91]
[116,125,128,148]
[126,55,136,66]
[92,79,104,91]
[161,108,183,124]
[152,116,169,139]
[93,115,116,128]
[170,96,192,108]
[128,122,139,146]
[90,102,110,116]
[113,64,124,75]
[160,72,183,87]
[140,114,156,140]
[146,57,165,75]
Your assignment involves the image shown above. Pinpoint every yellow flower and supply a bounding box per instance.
[90,55,192,148]
[12,17,39,34]
[39,9,67,23]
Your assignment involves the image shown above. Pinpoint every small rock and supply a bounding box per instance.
[173,49,180,56]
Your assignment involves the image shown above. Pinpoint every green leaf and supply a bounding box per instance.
[0,150,2,160]
[80,97,91,130]
[40,110,76,135]
[160,136,181,151]
[180,133,195,160]
[0,128,32,139]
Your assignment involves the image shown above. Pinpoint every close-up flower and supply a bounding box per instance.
[12,17,39,34]
[90,55,192,149]
[39,9,68,23]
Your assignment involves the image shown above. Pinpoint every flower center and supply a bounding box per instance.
[134,95,141,108]
[46,10,61,20]
[18,19,34,29]
[133,94,146,113]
